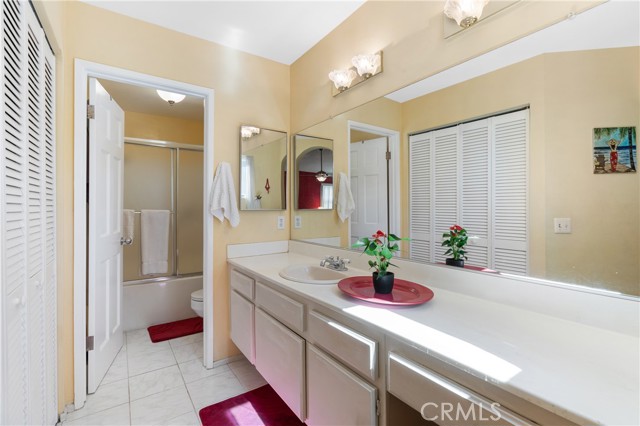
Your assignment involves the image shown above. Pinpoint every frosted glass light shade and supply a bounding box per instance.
[156,89,186,105]
[241,126,261,139]
[328,69,357,91]
[444,0,489,28]
[352,53,381,78]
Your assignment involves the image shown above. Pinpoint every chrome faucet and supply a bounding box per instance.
[320,255,350,271]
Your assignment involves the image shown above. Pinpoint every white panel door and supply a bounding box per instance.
[350,137,388,243]
[87,78,125,393]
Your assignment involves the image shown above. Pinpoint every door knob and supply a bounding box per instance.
[120,237,133,246]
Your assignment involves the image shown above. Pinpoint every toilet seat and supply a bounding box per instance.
[191,289,203,302]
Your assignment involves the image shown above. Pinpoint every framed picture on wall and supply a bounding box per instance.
[593,127,637,174]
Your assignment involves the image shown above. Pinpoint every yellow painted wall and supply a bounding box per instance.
[124,110,204,145]
[290,0,603,132]
[36,0,290,408]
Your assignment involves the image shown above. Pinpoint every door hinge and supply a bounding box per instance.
[86,336,94,351]
[376,399,380,416]
[87,104,95,120]
[385,151,391,160]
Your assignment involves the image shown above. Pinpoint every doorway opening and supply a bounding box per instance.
[73,60,215,409]
[347,121,401,247]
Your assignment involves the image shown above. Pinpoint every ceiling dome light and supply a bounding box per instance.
[352,53,381,79]
[328,69,357,92]
[444,0,489,28]
[156,89,186,105]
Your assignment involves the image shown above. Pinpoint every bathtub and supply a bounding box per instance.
[123,275,203,332]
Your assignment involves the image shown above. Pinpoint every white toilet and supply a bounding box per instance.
[190,289,204,317]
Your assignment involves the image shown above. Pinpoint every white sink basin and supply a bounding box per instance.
[279,264,347,285]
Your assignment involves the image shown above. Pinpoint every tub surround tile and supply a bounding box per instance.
[128,347,176,377]
[169,332,203,349]
[171,341,203,364]
[64,403,130,426]
[178,359,229,384]
[66,379,130,422]
[185,371,245,411]
[130,386,193,426]
[129,365,184,401]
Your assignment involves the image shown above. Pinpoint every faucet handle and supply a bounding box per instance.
[342,258,350,265]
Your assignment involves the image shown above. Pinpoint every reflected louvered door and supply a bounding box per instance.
[460,119,490,268]
[492,110,528,275]
[1,1,57,424]
[433,127,459,263]
[409,133,432,262]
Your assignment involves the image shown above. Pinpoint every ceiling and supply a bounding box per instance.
[81,0,365,65]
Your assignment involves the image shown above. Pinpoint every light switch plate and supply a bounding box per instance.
[554,218,571,234]
[277,216,285,230]
[294,216,302,229]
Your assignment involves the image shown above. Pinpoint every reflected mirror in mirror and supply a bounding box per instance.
[294,135,334,210]
[290,1,639,297]
[240,125,287,210]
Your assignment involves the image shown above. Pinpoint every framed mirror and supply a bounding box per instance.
[239,125,287,211]
[289,1,639,297]
[294,135,334,210]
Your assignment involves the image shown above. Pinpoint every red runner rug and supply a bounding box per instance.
[199,384,304,426]
[147,317,203,343]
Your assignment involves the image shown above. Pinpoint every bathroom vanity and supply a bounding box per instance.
[227,244,639,426]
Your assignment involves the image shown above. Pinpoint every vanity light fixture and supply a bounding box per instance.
[315,149,329,182]
[241,125,261,139]
[156,89,186,105]
[444,0,489,28]
[328,51,383,96]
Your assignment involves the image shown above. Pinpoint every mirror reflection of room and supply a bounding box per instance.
[295,136,334,210]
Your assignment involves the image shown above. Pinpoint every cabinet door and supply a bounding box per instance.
[306,344,377,426]
[230,290,255,363]
[255,308,305,421]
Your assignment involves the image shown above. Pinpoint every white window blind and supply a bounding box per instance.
[1,1,57,424]
[409,109,528,274]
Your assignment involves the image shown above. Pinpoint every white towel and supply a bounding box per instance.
[337,172,356,222]
[209,162,240,227]
[140,209,170,275]
[122,209,135,243]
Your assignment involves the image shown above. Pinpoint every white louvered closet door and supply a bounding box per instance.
[432,127,458,264]
[1,1,57,425]
[492,110,529,275]
[409,133,432,262]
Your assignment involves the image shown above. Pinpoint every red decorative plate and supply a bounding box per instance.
[338,276,434,306]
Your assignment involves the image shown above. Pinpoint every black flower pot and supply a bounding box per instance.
[372,272,394,294]
[445,258,464,268]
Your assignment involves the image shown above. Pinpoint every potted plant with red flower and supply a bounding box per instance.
[442,224,468,267]
[352,230,407,294]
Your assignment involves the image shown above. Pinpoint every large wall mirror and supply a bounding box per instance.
[240,125,287,210]
[290,2,639,297]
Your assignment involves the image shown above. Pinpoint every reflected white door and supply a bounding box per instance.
[350,137,388,243]
[87,78,125,393]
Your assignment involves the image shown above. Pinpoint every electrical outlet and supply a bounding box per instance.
[553,218,571,234]
[277,216,285,230]
[294,216,302,229]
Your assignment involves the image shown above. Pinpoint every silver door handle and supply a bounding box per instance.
[120,237,133,246]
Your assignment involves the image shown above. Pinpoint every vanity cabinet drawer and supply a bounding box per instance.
[255,282,304,333]
[387,352,536,426]
[230,269,254,300]
[308,310,377,381]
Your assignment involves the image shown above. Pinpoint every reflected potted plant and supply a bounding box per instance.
[442,225,468,267]
[352,230,407,294]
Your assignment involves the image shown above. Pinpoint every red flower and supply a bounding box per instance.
[372,230,386,238]
[450,225,462,231]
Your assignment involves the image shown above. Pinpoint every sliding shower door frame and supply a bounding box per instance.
[123,137,204,281]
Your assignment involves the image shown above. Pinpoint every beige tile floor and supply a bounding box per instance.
[63,329,266,425]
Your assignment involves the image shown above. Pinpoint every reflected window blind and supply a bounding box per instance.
[409,109,529,274]
[1,1,57,424]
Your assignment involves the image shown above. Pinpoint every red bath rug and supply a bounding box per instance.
[147,317,203,343]
[199,384,304,426]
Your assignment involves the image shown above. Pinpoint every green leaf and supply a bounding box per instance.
[388,233,400,241]
[381,246,393,259]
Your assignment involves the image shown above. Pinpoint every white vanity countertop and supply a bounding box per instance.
[228,252,639,426]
